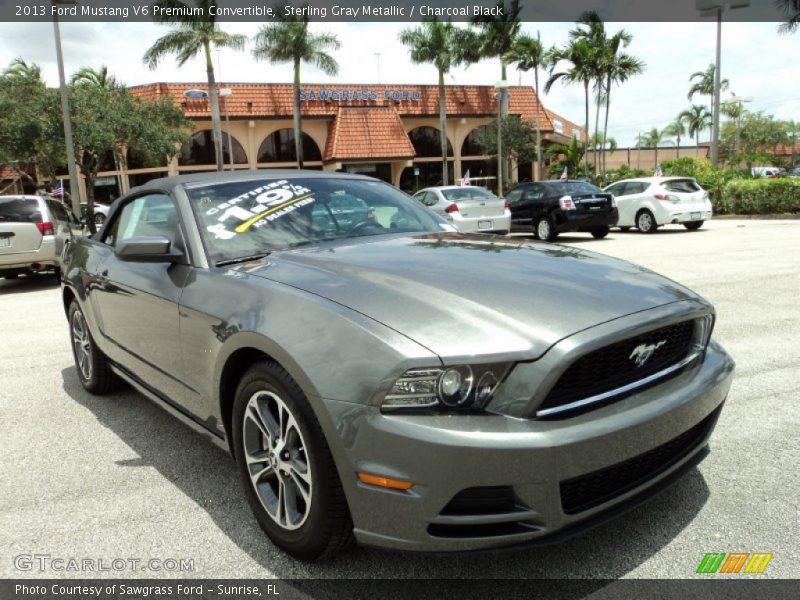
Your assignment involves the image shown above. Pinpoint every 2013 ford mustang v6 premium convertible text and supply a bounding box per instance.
[61,171,734,560]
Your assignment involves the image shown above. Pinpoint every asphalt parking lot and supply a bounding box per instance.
[1,218,798,580]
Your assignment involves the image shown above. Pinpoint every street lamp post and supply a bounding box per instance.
[52,0,81,217]
[696,0,750,167]
[219,88,233,171]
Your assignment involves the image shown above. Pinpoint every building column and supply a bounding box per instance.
[248,120,257,169]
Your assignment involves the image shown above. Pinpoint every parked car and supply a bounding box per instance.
[787,167,800,179]
[750,166,782,178]
[603,177,713,233]
[80,202,111,225]
[412,185,511,234]
[0,194,84,279]
[62,170,734,559]
[505,180,618,241]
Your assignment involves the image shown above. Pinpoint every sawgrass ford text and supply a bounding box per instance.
[22,4,504,19]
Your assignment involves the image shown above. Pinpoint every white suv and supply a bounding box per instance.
[0,195,84,279]
[603,177,713,233]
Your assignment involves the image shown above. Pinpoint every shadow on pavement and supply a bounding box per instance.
[61,366,710,582]
[0,272,60,295]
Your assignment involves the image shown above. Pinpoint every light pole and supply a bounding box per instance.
[52,0,81,217]
[696,0,750,167]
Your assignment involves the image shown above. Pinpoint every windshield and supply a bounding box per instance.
[186,177,446,264]
[441,187,497,202]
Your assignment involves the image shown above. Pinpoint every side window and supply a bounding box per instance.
[46,199,70,222]
[605,183,623,196]
[525,184,545,201]
[423,191,439,207]
[103,194,179,248]
[504,187,525,205]
[626,183,647,195]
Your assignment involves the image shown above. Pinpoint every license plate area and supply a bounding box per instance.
[478,220,492,230]
[690,212,701,220]
[0,235,12,247]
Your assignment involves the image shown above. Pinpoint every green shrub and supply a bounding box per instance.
[660,157,748,210]
[719,178,800,215]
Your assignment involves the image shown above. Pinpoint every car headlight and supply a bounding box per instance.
[382,364,510,412]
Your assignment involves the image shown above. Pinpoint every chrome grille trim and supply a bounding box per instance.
[536,351,701,417]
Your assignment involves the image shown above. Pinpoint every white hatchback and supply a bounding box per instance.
[603,177,713,233]
[412,186,511,234]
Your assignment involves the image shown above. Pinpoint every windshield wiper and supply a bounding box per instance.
[215,252,272,267]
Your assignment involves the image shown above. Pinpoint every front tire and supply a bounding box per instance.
[591,227,609,239]
[68,301,119,394]
[232,361,353,561]
[636,209,657,233]
[535,217,558,242]
[684,221,704,231]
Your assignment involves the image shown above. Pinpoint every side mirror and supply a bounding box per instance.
[115,236,184,263]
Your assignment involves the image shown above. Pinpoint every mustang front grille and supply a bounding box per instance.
[537,319,696,417]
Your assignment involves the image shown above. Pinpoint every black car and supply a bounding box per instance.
[506,180,618,241]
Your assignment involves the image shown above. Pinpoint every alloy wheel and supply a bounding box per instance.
[638,212,654,232]
[71,309,93,381]
[537,219,551,240]
[242,391,313,531]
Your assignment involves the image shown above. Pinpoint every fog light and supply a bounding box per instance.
[475,371,499,405]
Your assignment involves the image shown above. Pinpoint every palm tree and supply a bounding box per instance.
[599,31,643,174]
[569,12,607,176]
[778,0,800,32]
[679,105,712,148]
[506,31,545,179]
[471,0,522,193]
[664,119,687,159]
[1,58,42,83]
[400,20,478,186]
[70,65,120,89]
[688,63,729,140]
[253,13,340,169]
[545,38,594,178]
[636,127,673,167]
[143,1,246,172]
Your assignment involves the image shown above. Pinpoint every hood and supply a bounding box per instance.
[245,233,697,361]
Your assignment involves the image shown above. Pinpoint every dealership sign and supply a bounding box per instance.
[299,89,421,102]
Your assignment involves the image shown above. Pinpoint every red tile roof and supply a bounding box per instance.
[129,82,572,135]
[324,107,414,162]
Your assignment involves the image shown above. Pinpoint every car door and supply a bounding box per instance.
[505,185,530,222]
[523,183,548,221]
[92,192,193,403]
[607,182,637,226]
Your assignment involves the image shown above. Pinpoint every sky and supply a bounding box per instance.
[0,20,798,146]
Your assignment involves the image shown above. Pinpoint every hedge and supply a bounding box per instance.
[718,178,800,215]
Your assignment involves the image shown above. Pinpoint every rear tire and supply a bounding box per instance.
[636,209,657,234]
[68,301,119,394]
[232,361,354,561]
[684,221,704,231]
[535,217,558,242]
[591,227,610,239]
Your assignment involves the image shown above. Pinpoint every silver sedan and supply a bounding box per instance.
[412,186,511,234]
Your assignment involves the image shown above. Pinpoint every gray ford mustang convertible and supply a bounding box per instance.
[61,170,734,560]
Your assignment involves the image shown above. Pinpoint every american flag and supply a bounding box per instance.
[50,180,64,197]
[460,170,471,187]
[654,164,663,177]
[560,166,568,181]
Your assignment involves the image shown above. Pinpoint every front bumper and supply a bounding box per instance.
[319,339,734,552]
